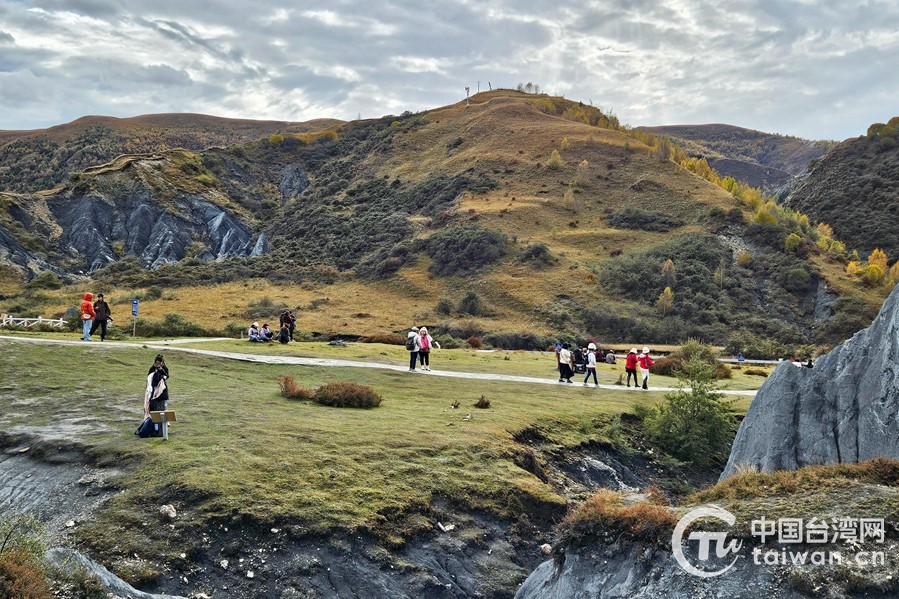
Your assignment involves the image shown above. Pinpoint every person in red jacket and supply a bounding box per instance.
[80,292,96,341]
[625,348,639,388]
[637,346,654,390]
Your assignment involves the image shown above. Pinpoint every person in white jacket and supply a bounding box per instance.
[583,342,598,386]
[415,327,441,371]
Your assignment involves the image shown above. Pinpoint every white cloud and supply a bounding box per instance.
[0,0,896,139]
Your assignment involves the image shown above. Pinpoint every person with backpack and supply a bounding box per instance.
[625,348,639,387]
[583,342,598,386]
[89,293,113,341]
[145,354,169,415]
[138,354,170,437]
[80,292,96,342]
[637,346,654,390]
[417,327,441,371]
[406,326,420,371]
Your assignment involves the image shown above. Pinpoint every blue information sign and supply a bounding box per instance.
[132,299,139,316]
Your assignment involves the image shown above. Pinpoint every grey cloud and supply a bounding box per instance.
[30,0,122,18]
[0,0,896,139]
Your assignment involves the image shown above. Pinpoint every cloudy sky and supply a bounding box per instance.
[1,0,897,140]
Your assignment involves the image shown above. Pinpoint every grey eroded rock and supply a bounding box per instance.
[721,283,899,480]
[279,163,309,199]
[514,541,807,599]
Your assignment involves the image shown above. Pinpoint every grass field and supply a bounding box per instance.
[0,336,757,562]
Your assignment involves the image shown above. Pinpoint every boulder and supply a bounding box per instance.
[721,283,899,480]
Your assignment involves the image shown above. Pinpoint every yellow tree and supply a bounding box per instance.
[657,287,674,315]
[890,262,899,285]
[868,248,888,272]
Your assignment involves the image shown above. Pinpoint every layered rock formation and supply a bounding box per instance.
[721,283,899,479]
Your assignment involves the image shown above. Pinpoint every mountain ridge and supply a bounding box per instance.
[0,90,889,348]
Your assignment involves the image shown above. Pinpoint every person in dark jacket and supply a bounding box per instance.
[278,322,291,344]
[145,354,169,416]
[90,293,113,341]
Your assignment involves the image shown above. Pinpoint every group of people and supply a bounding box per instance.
[247,310,296,344]
[555,343,654,389]
[79,292,113,342]
[406,326,441,371]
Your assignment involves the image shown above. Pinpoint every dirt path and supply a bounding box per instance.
[0,336,758,396]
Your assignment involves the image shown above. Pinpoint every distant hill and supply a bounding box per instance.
[0,113,343,192]
[640,124,834,191]
[785,119,899,259]
[0,92,887,349]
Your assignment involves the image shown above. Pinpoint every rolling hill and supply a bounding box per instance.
[784,120,899,259]
[0,113,343,193]
[0,91,890,352]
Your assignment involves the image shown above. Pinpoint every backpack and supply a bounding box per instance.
[405,335,416,351]
[136,417,155,438]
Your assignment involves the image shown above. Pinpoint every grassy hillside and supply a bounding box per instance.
[0,91,890,352]
[0,113,342,193]
[785,119,899,259]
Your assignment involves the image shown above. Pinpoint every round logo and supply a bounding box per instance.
[671,505,742,578]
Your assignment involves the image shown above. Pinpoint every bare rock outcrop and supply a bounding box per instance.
[721,283,899,479]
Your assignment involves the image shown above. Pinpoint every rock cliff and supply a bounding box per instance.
[721,283,899,479]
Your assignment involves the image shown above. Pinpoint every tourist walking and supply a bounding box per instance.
[90,293,113,341]
[417,327,441,371]
[80,292,96,342]
[637,346,654,390]
[407,326,420,371]
[625,348,639,387]
[583,342,598,386]
[558,343,573,383]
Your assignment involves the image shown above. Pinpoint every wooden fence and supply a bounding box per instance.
[0,314,68,329]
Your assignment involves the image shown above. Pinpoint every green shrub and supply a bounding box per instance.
[361,333,406,345]
[744,368,769,377]
[457,291,490,316]
[435,298,454,316]
[482,332,555,350]
[607,207,684,232]
[425,225,507,276]
[643,356,737,468]
[145,285,163,300]
[518,243,555,267]
[135,314,220,337]
[313,382,383,408]
[23,272,62,290]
